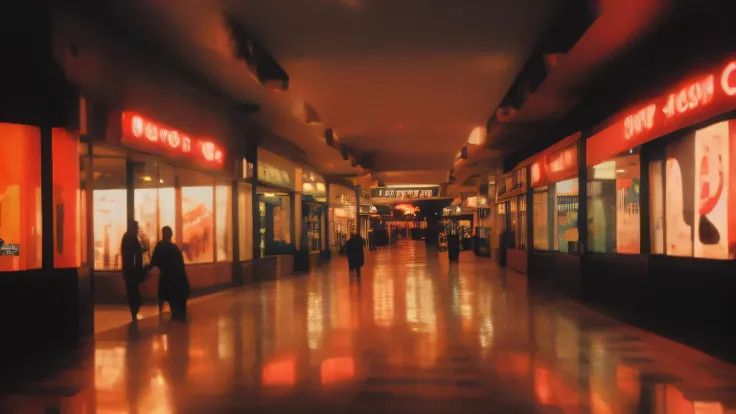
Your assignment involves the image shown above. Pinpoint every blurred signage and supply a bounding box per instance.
[529,144,577,188]
[245,162,292,189]
[496,169,527,200]
[121,112,225,167]
[370,187,439,199]
[587,58,736,166]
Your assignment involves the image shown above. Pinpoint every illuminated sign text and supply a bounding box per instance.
[121,112,225,166]
[587,59,736,167]
[370,187,439,199]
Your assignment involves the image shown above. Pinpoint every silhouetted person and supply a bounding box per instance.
[121,220,143,322]
[147,226,190,322]
[346,232,365,278]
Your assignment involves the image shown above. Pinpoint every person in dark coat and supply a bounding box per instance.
[121,220,143,323]
[345,232,365,277]
[146,226,190,322]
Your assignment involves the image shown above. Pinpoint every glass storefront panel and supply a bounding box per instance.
[554,178,579,252]
[649,160,665,254]
[518,195,527,250]
[134,162,176,266]
[180,170,214,264]
[655,119,734,259]
[52,129,82,268]
[238,184,253,261]
[533,187,550,250]
[0,124,42,271]
[587,150,641,254]
[216,183,233,262]
[92,149,127,271]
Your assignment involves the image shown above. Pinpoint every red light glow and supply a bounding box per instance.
[320,357,355,384]
[394,204,419,216]
[121,112,225,167]
[262,360,295,386]
[588,59,736,166]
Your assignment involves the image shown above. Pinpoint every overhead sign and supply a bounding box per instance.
[245,162,292,189]
[587,58,736,166]
[530,144,578,188]
[370,187,439,200]
[121,111,225,167]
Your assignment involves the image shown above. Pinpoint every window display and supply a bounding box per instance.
[238,184,253,261]
[134,162,176,266]
[555,178,579,252]
[649,160,665,254]
[92,152,127,271]
[216,184,232,262]
[0,124,42,271]
[533,187,551,250]
[181,186,214,264]
[657,119,735,259]
[52,129,82,268]
[587,151,641,254]
[518,196,527,249]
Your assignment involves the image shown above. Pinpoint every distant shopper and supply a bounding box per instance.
[147,226,190,322]
[121,220,143,323]
[346,232,365,277]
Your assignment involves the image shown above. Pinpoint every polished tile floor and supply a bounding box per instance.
[3,241,736,413]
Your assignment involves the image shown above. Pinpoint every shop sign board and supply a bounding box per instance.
[121,111,225,167]
[370,186,439,200]
[587,58,736,166]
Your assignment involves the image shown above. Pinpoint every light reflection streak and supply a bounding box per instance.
[373,272,394,327]
[307,289,324,350]
[95,346,126,391]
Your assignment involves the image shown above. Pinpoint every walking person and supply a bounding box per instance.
[146,226,190,322]
[346,231,365,278]
[121,220,144,323]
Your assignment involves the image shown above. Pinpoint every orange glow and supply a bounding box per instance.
[121,112,225,167]
[588,59,736,167]
[261,360,295,386]
[320,357,355,384]
[0,123,42,271]
[394,203,419,216]
[52,129,81,268]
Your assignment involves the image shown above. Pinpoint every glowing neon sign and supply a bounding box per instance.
[121,111,225,166]
[587,59,736,167]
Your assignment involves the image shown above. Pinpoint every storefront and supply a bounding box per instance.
[441,206,474,252]
[328,183,357,253]
[89,110,235,303]
[474,177,495,258]
[495,167,529,273]
[301,170,327,253]
[581,56,736,343]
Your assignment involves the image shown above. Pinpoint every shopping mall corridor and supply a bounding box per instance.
[3,242,736,413]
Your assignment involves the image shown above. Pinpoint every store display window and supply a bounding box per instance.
[133,162,176,265]
[518,196,527,250]
[215,182,233,262]
[180,169,214,264]
[532,179,580,252]
[0,123,42,271]
[653,119,736,259]
[52,129,83,268]
[92,147,127,271]
[587,148,641,254]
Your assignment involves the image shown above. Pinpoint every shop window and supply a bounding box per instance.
[0,124,42,271]
[554,178,579,252]
[92,149,127,271]
[215,183,232,262]
[180,170,214,264]
[533,187,550,250]
[656,119,735,259]
[133,162,176,266]
[303,203,322,252]
[238,184,253,261]
[587,149,641,254]
[51,129,82,268]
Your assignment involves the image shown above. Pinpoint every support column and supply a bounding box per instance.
[323,183,331,258]
[126,160,135,228]
[290,192,296,247]
[249,141,261,260]
[525,166,534,273]
[40,125,54,269]
[231,178,241,286]
[355,187,361,239]
[577,137,587,255]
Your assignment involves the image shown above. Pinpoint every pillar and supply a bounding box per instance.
[40,125,54,269]
[323,183,331,258]
[577,137,587,255]
[525,166,534,270]
[231,177,241,285]
[249,141,261,260]
[355,186,362,239]
[290,192,296,247]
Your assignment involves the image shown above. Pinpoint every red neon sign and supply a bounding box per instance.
[588,59,736,167]
[121,112,225,166]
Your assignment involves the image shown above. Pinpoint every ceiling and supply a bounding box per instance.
[82,0,562,185]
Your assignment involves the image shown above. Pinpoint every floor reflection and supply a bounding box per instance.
[2,241,736,413]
